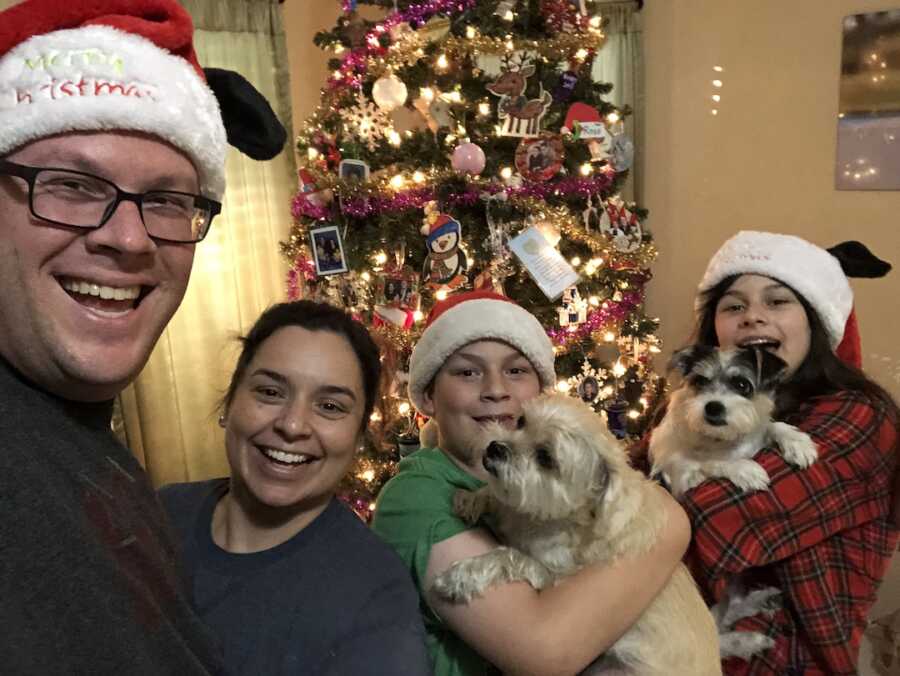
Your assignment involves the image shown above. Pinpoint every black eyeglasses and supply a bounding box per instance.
[0,159,221,243]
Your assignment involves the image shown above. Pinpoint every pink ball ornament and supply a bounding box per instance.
[451,142,486,175]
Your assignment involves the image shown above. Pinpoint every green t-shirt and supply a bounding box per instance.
[372,447,497,676]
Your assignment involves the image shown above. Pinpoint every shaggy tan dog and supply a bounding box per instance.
[431,393,721,675]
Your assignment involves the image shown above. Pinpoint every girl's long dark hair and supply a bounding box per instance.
[694,275,898,418]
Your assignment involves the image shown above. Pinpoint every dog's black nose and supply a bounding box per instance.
[704,400,727,426]
[485,441,509,462]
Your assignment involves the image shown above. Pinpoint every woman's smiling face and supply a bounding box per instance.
[222,326,365,515]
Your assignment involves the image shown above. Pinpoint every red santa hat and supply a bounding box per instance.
[407,290,557,413]
[0,0,227,199]
[698,232,891,369]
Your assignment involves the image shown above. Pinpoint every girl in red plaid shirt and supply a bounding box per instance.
[640,232,899,675]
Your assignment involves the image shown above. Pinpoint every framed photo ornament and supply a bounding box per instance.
[309,224,348,276]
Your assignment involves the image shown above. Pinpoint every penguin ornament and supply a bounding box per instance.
[421,209,468,289]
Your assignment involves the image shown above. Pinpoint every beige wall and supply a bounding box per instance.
[643,0,900,400]
[282,1,342,130]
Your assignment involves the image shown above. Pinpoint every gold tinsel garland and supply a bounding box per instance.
[297,23,606,150]
[442,30,605,63]
[281,173,658,273]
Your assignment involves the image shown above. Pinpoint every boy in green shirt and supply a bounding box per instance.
[373,290,690,675]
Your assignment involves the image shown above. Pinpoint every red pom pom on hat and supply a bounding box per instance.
[835,309,862,369]
[0,0,202,76]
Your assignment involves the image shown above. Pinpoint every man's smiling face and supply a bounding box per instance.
[0,131,198,401]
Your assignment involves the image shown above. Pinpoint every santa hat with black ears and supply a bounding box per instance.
[0,0,286,200]
[826,240,892,369]
[697,231,892,369]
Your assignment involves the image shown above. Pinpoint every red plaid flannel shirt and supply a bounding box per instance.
[670,390,899,675]
[682,391,898,676]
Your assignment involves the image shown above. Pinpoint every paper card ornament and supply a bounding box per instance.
[515,133,565,182]
[602,198,643,253]
[420,209,468,289]
[508,226,579,300]
[486,53,552,137]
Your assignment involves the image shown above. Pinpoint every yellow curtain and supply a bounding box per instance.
[118,0,295,488]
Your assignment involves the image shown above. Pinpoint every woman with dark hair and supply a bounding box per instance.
[159,301,430,676]
[644,231,898,675]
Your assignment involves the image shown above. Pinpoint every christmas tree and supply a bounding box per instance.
[282,0,663,519]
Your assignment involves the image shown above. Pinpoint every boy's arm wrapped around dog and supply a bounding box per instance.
[683,389,898,672]
[423,485,691,676]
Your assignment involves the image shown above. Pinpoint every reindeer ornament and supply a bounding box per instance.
[486,53,552,137]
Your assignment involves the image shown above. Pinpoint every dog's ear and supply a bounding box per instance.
[735,347,787,390]
[668,345,714,376]
[756,350,788,391]
[591,455,613,502]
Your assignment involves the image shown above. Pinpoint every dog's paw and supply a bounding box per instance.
[668,465,708,498]
[719,630,776,661]
[742,586,782,619]
[718,586,782,628]
[723,459,771,492]
[453,488,488,525]
[430,560,486,604]
[771,422,818,468]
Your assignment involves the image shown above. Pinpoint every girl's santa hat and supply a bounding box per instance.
[697,231,891,368]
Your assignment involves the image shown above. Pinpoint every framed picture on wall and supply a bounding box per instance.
[836,10,900,190]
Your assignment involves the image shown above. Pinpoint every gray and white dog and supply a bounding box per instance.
[432,394,722,675]
[649,345,818,660]
[649,345,817,500]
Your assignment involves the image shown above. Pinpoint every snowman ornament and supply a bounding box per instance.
[421,211,468,289]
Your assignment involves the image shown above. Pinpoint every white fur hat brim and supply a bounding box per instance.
[0,25,226,199]
[408,297,556,413]
[697,230,852,348]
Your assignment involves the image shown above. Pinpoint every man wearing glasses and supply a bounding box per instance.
[0,0,281,672]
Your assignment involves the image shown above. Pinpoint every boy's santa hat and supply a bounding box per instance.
[407,290,556,413]
[0,0,284,200]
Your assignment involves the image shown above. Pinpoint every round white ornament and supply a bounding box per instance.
[372,74,408,112]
